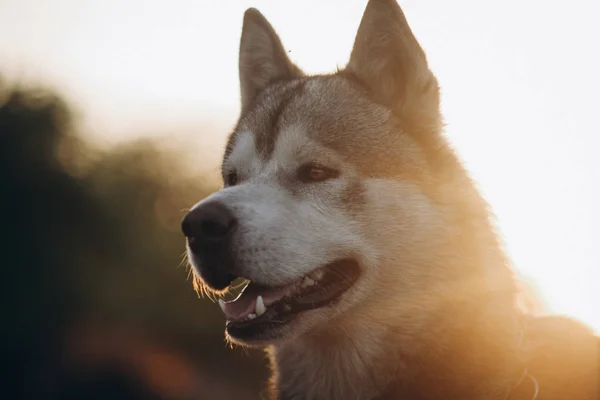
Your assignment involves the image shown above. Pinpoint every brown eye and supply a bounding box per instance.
[297,164,339,183]
[225,171,238,186]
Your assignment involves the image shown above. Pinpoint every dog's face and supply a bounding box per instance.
[183,0,464,346]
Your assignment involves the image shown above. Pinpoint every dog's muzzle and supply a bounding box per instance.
[181,201,238,290]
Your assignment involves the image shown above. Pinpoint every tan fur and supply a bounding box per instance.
[184,1,599,399]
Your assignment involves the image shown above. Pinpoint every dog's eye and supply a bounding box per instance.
[225,171,238,186]
[297,164,339,183]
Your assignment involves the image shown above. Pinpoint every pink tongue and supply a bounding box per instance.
[221,282,293,321]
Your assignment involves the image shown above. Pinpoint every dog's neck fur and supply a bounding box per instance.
[268,284,524,400]
[267,198,525,400]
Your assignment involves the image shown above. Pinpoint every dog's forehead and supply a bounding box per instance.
[224,76,424,176]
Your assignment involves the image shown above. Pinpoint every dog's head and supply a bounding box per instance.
[183,0,506,346]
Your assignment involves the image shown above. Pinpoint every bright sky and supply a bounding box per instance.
[1,0,598,331]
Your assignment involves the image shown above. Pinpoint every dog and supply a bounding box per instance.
[181,1,599,398]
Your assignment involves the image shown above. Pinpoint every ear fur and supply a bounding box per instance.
[345,0,440,130]
[239,8,304,111]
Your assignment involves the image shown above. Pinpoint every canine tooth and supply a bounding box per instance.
[247,313,256,320]
[256,295,266,317]
[218,299,226,313]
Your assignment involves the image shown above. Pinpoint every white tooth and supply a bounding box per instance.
[304,278,315,287]
[247,313,256,320]
[256,295,266,317]
[218,299,226,313]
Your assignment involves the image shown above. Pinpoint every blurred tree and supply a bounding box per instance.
[0,80,267,399]
[0,81,105,398]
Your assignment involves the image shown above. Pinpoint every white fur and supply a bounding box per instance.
[192,127,371,288]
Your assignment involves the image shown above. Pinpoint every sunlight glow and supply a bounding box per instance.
[1,0,598,331]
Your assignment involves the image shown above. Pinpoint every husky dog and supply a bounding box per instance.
[181,1,599,398]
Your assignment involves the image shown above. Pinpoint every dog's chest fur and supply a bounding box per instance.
[267,314,600,400]
[268,323,397,400]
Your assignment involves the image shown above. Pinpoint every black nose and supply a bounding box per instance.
[181,202,236,242]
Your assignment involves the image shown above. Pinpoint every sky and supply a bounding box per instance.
[1,0,598,331]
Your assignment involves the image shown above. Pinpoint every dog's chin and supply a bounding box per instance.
[213,258,361,346]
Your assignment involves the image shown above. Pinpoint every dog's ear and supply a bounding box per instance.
[239,9,304,112]
[345,0,440,130]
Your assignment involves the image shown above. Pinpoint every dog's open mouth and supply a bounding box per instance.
[219,259,360,339]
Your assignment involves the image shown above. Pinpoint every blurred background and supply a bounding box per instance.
[0,0,598,399]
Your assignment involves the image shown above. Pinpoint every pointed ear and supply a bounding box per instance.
[238,8,304,111]
[345,0,440,130]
